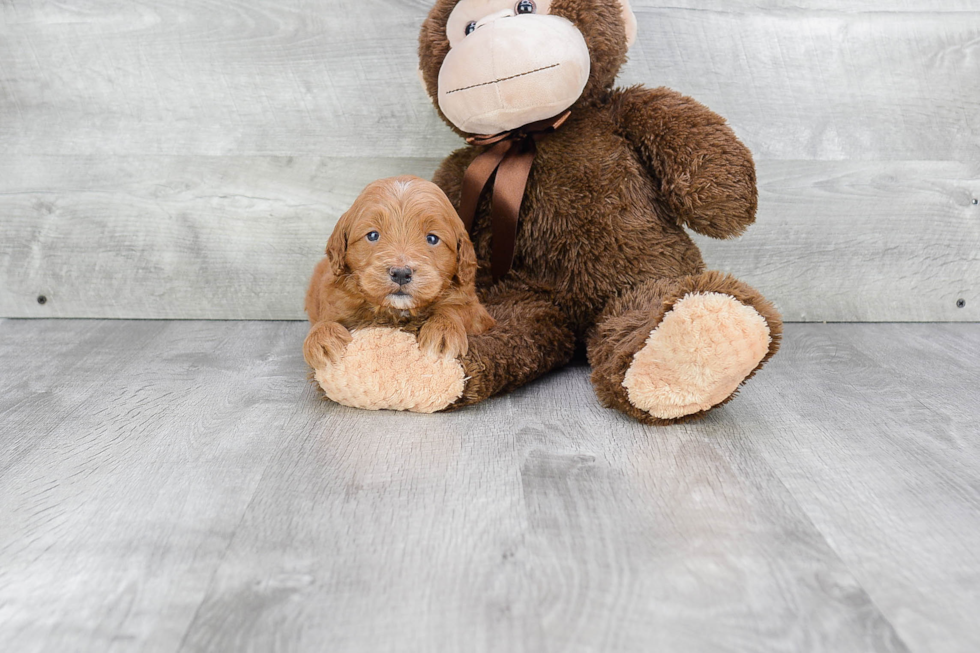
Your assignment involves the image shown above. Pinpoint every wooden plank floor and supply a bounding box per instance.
[0,320,977,653]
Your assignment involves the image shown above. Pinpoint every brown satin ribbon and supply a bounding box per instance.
[459,110,571,281]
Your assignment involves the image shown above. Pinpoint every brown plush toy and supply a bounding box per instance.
[311,0,782,423]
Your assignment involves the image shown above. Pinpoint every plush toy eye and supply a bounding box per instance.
[465,21,477,35]
[426,234,440,246]
[366,231,380,242]
[516,0,535,14]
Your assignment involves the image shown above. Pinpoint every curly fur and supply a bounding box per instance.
[304,176,493,367]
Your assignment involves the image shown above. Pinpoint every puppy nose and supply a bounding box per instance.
[389,267,413,285]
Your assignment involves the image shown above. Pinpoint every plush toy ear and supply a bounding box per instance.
[417,66,429,97]
[325,210,352,277]
[619,0,637,49]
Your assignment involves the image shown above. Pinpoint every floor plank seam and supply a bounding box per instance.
[747,439,916,653]
[172,464,271,653]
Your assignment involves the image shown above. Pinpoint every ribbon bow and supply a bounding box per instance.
[458,110,572,281]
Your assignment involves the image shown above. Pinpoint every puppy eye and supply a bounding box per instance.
[516,0,535,14]
[366,231,380,242]
[426,234,440,246]
[465,21,476,35]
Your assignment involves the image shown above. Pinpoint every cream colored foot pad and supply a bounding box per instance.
[623,292,771,419]
[314,328,465,413]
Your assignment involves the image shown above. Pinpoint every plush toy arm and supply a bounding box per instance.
[612,85,757,239]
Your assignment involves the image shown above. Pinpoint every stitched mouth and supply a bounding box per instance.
[446,63,561,95]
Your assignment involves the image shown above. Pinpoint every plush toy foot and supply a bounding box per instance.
[313,328,465,413]
[622,292,771,420]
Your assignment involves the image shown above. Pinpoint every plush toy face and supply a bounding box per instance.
[420,0,637,135]
[439,0,590,134]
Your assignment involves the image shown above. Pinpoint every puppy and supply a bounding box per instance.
[304,175,495,368]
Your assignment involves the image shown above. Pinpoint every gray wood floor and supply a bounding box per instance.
[0,320,978,653]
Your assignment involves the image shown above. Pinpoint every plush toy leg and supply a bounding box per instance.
[588,271,782,424]
[312,279,575,413]
[449,279,576,409]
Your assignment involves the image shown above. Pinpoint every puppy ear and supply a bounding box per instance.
[325,210,352,277]
[453,227,478,290]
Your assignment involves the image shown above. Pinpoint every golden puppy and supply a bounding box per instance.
[304,175,495,368]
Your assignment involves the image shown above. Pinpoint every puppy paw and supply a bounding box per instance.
[303,321,353,368]
[418,316,468,359]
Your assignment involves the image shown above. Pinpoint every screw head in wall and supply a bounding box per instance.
[37,295,47,305]
[956,299,966,309]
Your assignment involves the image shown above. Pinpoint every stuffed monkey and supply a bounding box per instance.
[312,0,781,424]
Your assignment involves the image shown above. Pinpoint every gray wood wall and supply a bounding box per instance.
[1,0,977,321]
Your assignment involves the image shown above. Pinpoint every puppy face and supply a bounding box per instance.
[327,176,474,312]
